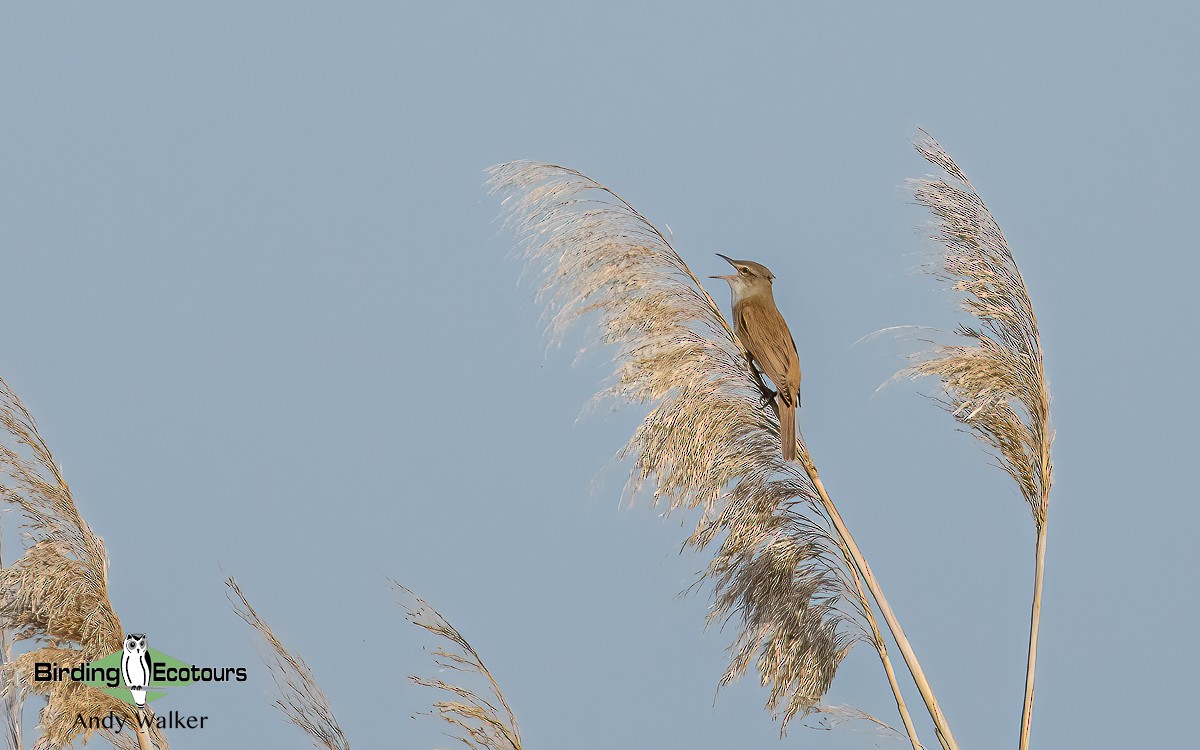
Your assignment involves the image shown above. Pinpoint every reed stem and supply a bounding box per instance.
[1018,521,1048,750]
[134,717,154,750]
[796,440,958,750]
[839,541,924,750]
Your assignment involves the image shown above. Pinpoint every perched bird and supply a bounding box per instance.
[710,253,802,461]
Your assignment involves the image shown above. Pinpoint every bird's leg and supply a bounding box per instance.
[744,352,776,406]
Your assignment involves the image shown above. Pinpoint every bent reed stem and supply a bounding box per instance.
[796,439,958,750]
[838,537,923,750]
[745,343,924,749]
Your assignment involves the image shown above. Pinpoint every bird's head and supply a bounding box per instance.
[709,253,776,301]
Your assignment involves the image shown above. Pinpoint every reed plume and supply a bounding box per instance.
[907,131,1054,750]
[226,578,350,750]
[0,378,165,750]
[488,162,885,732]
[228,578,523,750]
[397,583,522,750]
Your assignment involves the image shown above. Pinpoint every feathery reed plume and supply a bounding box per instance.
[226,578,350,750]
[908,131,1054,750]
[488,162,906,735]
[396,584,522,750]
[0,378,164,750]
[703,507,863,729]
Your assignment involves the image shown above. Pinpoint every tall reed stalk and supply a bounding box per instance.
[906,131,1054,750]
[793,443,955,750]
[0,378,164,750]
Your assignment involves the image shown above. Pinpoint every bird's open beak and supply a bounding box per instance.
[710,253,736,279]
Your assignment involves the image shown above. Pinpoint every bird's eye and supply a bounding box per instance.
[739,267,749,275]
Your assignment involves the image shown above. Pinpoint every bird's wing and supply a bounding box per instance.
[735,301,800,399]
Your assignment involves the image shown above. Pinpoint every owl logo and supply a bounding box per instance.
[120,633,152,709]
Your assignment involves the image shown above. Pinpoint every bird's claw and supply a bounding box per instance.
[758,387,777,408]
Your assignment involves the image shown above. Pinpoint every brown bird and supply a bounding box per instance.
[710,253,802,461]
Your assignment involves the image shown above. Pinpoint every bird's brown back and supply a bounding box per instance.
[734,297,802,403]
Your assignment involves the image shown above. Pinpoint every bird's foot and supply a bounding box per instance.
[758,387,777,408]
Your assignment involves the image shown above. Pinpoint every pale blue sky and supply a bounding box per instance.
[1,3,1195,749]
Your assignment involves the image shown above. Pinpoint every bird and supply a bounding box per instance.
[710,253,802,462]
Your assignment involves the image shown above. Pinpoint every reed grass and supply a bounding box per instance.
[396,583,523,750]
[0,378,164,750]
[226,578,350,750]
[488,162,936,741]
[228,578,524,750]
[906,130,1054,750]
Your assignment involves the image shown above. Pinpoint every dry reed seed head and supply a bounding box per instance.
[490,162,868,727]
[0,379,121,652]
[0,540,120,655]
[706,508,861,729]
[226,579,350,750]
[395,583,522,750]
[908,133,1053,527]
[0,379,145,747]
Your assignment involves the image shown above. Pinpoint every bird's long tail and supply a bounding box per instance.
[780,396,796,462]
